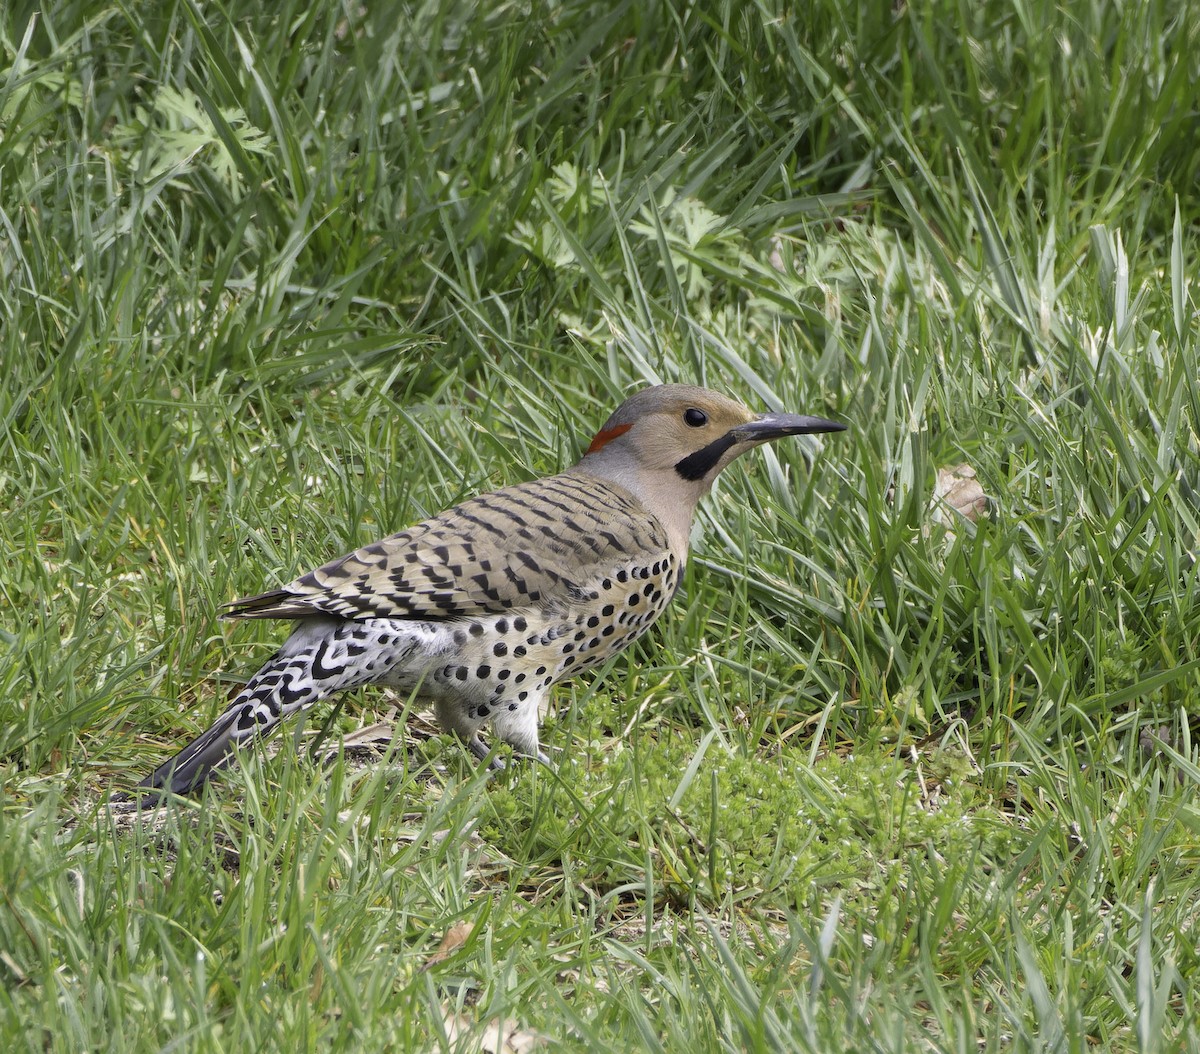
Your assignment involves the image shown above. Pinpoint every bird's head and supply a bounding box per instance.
[574,384,844,552]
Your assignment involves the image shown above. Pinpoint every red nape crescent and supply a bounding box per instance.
[585,422,633,455]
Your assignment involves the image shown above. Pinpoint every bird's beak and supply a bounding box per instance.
[729,413,847,443]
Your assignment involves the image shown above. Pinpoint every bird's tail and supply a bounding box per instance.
[123,703,257,800]
[115,616,407,804]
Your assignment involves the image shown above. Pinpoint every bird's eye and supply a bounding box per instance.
[683,408,708,428]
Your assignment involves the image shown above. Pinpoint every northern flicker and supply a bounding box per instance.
[120,384,844,800]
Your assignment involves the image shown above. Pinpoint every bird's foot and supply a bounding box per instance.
[464,734,550,771]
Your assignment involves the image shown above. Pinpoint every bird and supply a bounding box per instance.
[119,384,845,801]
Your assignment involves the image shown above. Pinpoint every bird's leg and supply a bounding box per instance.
[465,733,505,770]
[486,693,549,769]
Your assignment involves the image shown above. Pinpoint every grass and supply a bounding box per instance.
[2,0,1200,1048]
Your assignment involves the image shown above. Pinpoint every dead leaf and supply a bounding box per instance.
[339,719,397,748]
[421,921,475,971]
[768,234,787,273]
[440,1012,548,1053]
[931,463,988,524]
